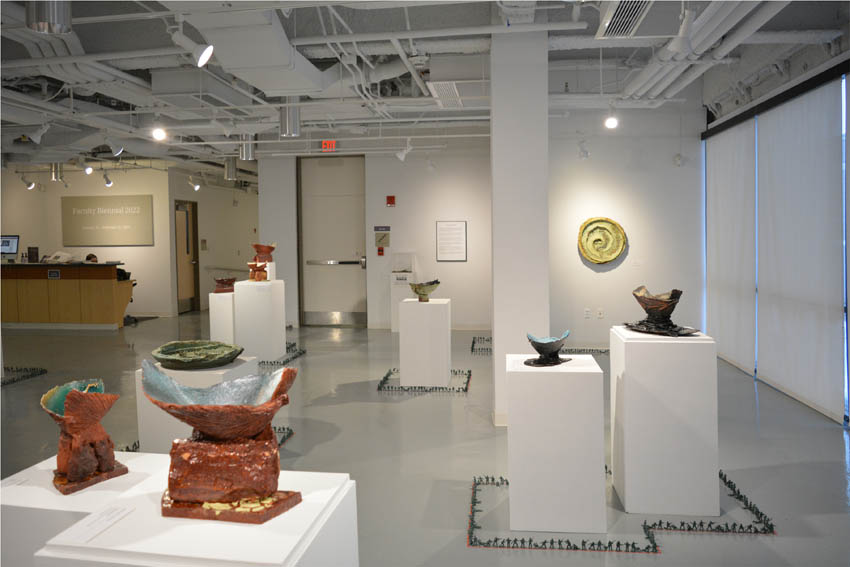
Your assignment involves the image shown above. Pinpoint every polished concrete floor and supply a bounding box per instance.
[2,312,849,566]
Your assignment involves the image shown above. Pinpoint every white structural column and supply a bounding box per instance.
[258,157,299,328]
[490,31,550,425]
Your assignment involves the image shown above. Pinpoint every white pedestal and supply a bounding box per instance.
[34,454,359,567]
[506,354,606,533]
[610,325,719,516]
[399,298,451,387]
[1,453,168,567]
[389,272,416,332]
[234,280,286,362]
[134,357,258,453]
[209,292,235,344]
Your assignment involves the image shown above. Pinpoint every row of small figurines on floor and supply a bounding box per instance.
[524,285,699,367]
[39,337,300,524]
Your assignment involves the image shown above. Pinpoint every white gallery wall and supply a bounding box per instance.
[0,167,174,316]
[365,150,492,329]
[549,106,706,348]
[167,169,259,311]
[257,157,299,327]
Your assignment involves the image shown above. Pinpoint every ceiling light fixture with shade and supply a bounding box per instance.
[395,138,413,162]
[669,3,696,55]
[21,175,36,190]
[170,16,214,68]
[103,173,113,188]
[104,136,123,157]
[604,102,619,129]
[188,177,201,192]
[29,123,50,144]
[77,157,93,175]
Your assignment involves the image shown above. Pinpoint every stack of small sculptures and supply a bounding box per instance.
[410,279,440,302]
[152,340,243,370]
[247,242,275,281]
[524,331,571,367]
[247,262,268,281]
[40,379,128,494]
[625,285,698,337]
[142,360,301,524]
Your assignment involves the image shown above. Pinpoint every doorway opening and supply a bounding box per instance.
[175,200,200,313]
[297,155,367,327]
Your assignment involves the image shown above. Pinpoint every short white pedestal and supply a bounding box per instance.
[209,292,235,344]
[389,272,416,332]
[399,298,450,387]
[134,357,258,453]
[610,325,719,516]
[234,280,286,362]
[35,454,359,567]
[1,452,168,567]
[506,354,606,533]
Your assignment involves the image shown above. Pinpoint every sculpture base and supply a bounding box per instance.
[161,489,302,524]
[524,356,571,367]
[625,319,698,337]
[52,462,128,495]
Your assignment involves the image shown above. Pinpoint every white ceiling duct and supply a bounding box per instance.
[163,4,325,97]
[596,1,655,39]
[151,68,259,121]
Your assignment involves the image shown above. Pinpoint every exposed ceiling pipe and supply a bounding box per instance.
[1,47,188,69]
[290,21,589,46]
[743,30,844,44]
[661,1,792,99]
[390,38,430,97]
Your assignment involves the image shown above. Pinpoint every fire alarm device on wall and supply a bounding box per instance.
[386,195,395,207]
[378,247,384,256]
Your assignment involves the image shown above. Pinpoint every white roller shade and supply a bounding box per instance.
[757,80,845,423]
[706,120,756,373]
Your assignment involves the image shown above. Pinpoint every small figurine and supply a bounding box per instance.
[248,261,268,281]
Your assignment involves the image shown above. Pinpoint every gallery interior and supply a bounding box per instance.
[1,0,849,565]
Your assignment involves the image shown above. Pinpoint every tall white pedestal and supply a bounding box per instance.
[399,298,451,387]
[390,272,416,332]
[209,292,235,344]
[610,325,719,516]
[34,455,359,567]
[234,280,286,362]
[506,354,606,533]
[135,357,258,453]
[1,452,168,567]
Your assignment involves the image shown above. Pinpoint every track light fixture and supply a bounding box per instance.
[188,177,201,192]
[21,175,35,190]
[578,140,590,160]
[395,138,413,162]
[103,173,113,188]
[239,134,256,161]
[104,136,123,156]
[29,123,50,144]
[77,157,93,174]
[151,127,167,141]
[604,102,619,129]
[170,18,214,68]
[669,5,695,55]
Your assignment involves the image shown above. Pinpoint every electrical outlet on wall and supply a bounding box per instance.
[584,308,592,319]
[596,308,604,319]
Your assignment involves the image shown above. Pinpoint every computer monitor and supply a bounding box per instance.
[1,235,20,261]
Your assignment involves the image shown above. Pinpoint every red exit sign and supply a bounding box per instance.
[322,140,336,152]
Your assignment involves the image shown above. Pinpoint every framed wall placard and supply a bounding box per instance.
[61,195,154,246]
[436,221,467,262]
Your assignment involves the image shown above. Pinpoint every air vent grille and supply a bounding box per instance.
[426,81,464,109]
[598,0,654,38]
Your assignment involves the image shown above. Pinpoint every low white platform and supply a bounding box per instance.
[506,354,606,533]
[1,452,167,567]
[34,454,359,567]
[610,325,719,516]
[399,298,451,387]
[209,291,235,344]
[134,357,258,453]
[234,280,286,362]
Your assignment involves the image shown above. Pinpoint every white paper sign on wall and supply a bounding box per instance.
[436,220,467,262]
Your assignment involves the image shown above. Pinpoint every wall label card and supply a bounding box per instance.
[61,195,154,246]
[436,220,467,262]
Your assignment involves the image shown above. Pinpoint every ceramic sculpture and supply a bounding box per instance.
[624,286,698,337]
[40,379,128,494]
[248,261,268,281]
[252,243,275,263]
[141,360,301,524]
[578,217,627,264]
[410,279,440,302]
[524,331,572,367]
[152,340,243,370]
[214,277,237,293]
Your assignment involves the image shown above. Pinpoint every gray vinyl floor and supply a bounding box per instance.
[2,312,849,566]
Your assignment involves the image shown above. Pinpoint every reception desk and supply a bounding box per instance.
[1,264,133,329]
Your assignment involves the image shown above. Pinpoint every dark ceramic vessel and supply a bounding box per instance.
[625,285,698,337]
[524,331,571,366]
[152,340,243,370]
[410,279,440,302]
